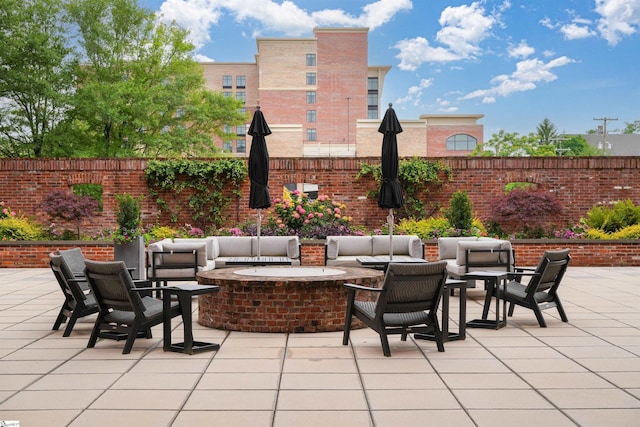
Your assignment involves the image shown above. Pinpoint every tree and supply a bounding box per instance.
[443,190,473,230]
[622,120,640,134]
[65,0,247,157]
[472,130,556,157]
[0,0,76,157]
[558,135,600,156]
[536,118,558,145]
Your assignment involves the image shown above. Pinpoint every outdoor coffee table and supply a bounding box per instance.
[356,255,427,270]
[161,283,221,354]
[225,256,293,266]
[415,278,471,342]
[463,271,509,330]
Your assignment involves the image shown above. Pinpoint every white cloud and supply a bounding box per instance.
[394,37,461,71]
[395,78,433,107]
[436,2,496,57]
[508,40,535,59]
[393,1,503,71]
[155,0,412,53]
[595,0,640,45]
[462,55,575,100]
[561,22,596,40]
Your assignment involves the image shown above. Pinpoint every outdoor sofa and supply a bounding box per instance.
[324,235,424,267]
[146,235,301,286]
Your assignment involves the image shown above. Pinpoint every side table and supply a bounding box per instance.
[415,278,470,343]
[162,284,220,354]
[463,271,508,329]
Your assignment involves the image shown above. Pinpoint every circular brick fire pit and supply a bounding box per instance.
[197,266,384,333]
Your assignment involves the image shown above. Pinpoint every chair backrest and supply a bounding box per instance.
[526,249,571,294]
[84,260,143,315]
[49,253,89,304]
[57,248,86,277]
[377,261,448,315]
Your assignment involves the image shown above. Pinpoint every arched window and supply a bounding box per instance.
[446,134,477,150]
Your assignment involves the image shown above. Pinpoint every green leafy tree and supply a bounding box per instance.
[622,120,640,134]
[443,190,473,231]
[472,130,556,157]
[0,0,76,157]
[536,118,558,145]
[558,135,600,156]
[65,0,246,157]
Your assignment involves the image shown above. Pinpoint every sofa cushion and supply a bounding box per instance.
[147,238,172,267]
[437,237,478,260]
[330,236,372,256]
[286,237,300,259]
[371,235,423,258]
[326,238,340,260]
[215,236,253,257]
[455,240,504,266]
[253,236,298,257]
[173,237,218,260]
[160,242,208,267]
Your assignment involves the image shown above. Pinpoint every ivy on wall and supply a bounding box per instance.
[357,157,452,219]
[145,159,248,231]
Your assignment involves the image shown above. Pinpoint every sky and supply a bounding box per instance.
[139,0,640,139]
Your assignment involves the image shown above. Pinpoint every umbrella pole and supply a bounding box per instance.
[388,209,394,261]
[257,209,261,259]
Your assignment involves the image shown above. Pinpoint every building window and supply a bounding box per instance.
[223,141,232,152]
[306,53,316,66]
[368,77,378,91]
[223,91,232,98]
[236,124,246,136]
[306,91,316,104]
[306,72,316,85]
[367,94,378,107]
[236,91,246,103]
[223,124,233,134]
[222,75,232,88]
[236,139,246,153]
[306,110,316,123]
[307,128,317,141]
[368,108,378,120]
[236,75,246,88]
[446,134,478,150]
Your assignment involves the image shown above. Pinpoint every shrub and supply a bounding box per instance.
[443,190,473,230]
[40,190,99,239]
[0,217,41,240]
[397,217,486,239]
[584,199,640,233]
[112,193,144,244]
[489,188,563,237]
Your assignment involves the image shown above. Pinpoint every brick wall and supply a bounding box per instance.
[2,157,638,234]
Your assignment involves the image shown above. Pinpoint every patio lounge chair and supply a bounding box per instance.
[50,253,99,336]
[483,248,571,327]
[342,261,448,356]
[84,259,182,354]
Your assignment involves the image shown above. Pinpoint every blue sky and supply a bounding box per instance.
[139,0,640,139]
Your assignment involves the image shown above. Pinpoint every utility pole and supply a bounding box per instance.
[550,136,570,156]
[593,117,618,155]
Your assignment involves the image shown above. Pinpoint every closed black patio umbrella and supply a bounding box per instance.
[378,103,404,260]
[248,106,272,258]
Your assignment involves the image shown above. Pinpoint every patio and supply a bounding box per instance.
[1,267,639,427]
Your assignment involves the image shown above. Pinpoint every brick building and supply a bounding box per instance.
[201,27,483,158]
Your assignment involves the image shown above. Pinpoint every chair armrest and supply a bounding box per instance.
[343,283,384,293]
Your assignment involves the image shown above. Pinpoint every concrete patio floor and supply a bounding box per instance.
[1,266,639,427]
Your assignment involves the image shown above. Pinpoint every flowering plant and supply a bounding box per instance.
[269,189,359,238]
[0,201,17,219]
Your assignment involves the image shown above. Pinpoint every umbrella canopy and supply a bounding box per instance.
[377,103,404,209]
[248,106,272,210]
